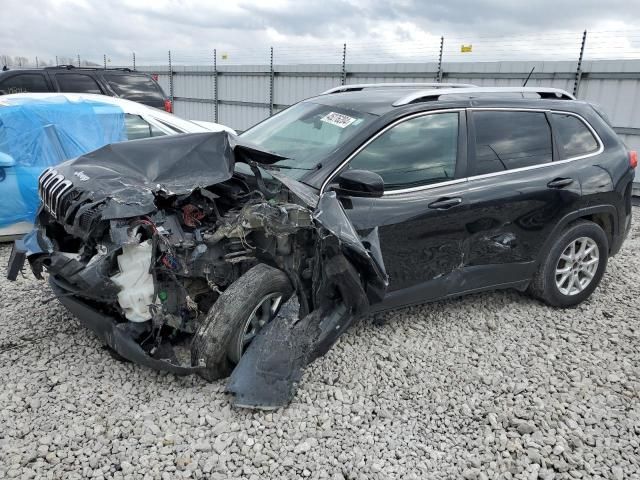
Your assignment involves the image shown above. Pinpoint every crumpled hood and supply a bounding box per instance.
[47,131,283,219]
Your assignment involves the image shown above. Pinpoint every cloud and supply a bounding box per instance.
[0,0,638,66]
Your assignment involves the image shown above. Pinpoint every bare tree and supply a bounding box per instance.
[0,54,12,67]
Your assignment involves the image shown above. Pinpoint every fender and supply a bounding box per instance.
[536,204,618,266]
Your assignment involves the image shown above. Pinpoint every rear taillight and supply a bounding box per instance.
[630,150,638,169]
[164,99,173,113]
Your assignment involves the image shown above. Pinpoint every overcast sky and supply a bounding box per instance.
[2,0,639,66]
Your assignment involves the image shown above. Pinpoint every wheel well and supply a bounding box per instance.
[573,212,614,249]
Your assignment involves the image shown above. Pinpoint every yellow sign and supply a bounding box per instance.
[460,44,473,53]
[221,53,228,60]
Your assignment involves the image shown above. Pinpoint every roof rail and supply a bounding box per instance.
[393,86,575,106]
[321,82,476,95]
[45,65,77,70]
[44,66,133,72]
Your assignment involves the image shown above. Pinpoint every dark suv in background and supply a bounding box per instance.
[0,66,171,112]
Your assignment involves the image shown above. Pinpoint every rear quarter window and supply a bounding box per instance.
[552,113,599,159]
[0,73,49,93]
[103,74,165,101]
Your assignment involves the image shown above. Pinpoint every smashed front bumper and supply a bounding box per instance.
[8,229,200,374]
[50,277,200,375]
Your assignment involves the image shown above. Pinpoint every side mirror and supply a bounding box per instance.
[0,152,15,168]
[333,169,384,198]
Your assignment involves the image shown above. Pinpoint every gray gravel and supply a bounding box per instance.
[1,211,639,480]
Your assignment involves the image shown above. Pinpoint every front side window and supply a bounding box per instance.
[0,73,49,93]
[240,101,376,180]
[552,113,599,159]
[345,112,459,189]
[55,73,102,94]
[472,111,552,175]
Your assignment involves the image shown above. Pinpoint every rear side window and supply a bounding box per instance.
[472,111,552,175]
[125,114,167,140]
[0,73,49,93]
[552,113,599,159]
[55,73,102,94]
[103,74,164,101]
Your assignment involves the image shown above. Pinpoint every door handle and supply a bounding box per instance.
[547,177,574,189]
[428,197,462,210]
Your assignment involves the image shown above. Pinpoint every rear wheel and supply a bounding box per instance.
[529,221,608,307]
[191,264,292,381]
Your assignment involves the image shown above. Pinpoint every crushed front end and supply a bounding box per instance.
[7,132,387,408]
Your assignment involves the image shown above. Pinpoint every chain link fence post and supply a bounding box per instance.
[269,46,274,116]
[213,49,219,123]
[573,30,587,97]
[436,36,444,82]
[341,43,347,85]
[168,50,174,106]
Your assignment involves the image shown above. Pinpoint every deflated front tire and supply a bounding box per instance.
[190,263,293,381]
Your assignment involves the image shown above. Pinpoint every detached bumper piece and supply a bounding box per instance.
[7,243,27,281]
[49,278,200,376]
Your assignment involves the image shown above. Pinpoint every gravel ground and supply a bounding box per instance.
[1,212,639,480]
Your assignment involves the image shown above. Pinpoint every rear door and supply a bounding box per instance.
[454,108,585,294]
[325,109,472,309]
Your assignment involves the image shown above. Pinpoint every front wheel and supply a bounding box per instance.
[191,263,292,381]
[529,221,608,307]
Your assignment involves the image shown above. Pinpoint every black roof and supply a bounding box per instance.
[306,87,587,116]
[307,88,428,116]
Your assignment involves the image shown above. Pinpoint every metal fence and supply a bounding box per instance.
[5,30,640,188]
[134,57,640,190]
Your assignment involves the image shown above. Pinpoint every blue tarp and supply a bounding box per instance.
[0,97,126,227]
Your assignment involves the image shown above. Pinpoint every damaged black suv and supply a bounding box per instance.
[7,84,636,409]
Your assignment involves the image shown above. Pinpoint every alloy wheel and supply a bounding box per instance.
[228,292,283,364]
[554,236,600,296]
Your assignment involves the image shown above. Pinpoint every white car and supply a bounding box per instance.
[0,93,234,240]
[1,92,235,136]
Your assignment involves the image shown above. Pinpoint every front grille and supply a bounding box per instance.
[38,167,74,220]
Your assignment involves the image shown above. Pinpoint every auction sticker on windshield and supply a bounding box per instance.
[321,112,357,128]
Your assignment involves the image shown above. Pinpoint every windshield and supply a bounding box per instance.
[239,101,376,180]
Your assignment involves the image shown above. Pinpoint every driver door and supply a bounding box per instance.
[328,109,471,310]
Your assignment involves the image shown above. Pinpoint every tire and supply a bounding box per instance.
[191,263,292,381]
[529,220,608,308]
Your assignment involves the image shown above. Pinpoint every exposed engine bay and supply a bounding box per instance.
[8,132,387,409]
